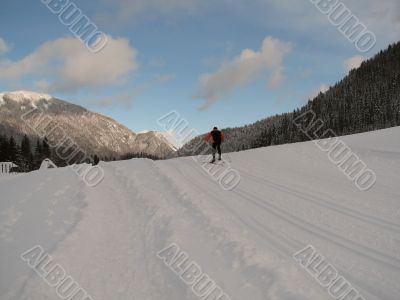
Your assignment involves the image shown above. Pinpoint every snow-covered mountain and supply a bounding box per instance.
[0,91,175,158]
[139,130,180,151]
[1,126,399,299]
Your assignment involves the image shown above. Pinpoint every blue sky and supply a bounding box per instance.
[0,0,399,134]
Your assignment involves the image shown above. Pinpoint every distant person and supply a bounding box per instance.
[205,127,225,163]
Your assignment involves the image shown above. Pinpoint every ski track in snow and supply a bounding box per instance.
[1,127,400,299]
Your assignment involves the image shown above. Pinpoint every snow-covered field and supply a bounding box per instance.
[1,127,399,300]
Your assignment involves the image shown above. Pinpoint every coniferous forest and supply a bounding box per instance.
[0,135,50,172]
[0,134,162,173]
[0,135,87,172]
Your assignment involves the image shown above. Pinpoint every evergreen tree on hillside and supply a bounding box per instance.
[20,135,33,171]
[93,155,100,166]
[8,137,19,164]
[42,137,51,158]
[0,135,7,162]
[33,139,44,168]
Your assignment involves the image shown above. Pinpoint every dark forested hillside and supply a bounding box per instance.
[178,42,400,156]
[0,133,163,173]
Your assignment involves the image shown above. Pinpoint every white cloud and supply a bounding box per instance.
[267,67,285,89]
[304,84,329,103]
[0,36,138,93]
[344,55,365,72]
[194,36,291,110]
[0,38,10,55]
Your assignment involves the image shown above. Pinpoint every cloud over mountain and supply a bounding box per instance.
[344,55,365,72]
[0,36,137,93]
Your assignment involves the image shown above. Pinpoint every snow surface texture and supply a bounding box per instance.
[0,127,399,300]
[0,91,52,105]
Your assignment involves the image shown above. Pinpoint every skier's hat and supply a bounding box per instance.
[213,126,218,130]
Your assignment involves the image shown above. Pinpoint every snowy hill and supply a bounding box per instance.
[0,91,176,158]
[0,91,52,106]
[0,126,399,300]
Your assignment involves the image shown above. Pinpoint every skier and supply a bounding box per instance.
[205,127,225,163]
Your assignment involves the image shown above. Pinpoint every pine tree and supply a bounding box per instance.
[93,155,100,166]
[0,135,7,161]
[8,136,19,164]
[20,135,33,171]
[42,137,51,159]
[34,139,44,168]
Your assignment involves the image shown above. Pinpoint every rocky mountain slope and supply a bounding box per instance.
[0,91,175,158]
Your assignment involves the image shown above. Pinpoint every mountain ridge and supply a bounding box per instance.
[0,91,175,158]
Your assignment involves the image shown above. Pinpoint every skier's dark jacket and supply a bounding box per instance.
[205,129,225,144]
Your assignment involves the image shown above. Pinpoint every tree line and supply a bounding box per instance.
[0,134,162,173]
[0,135,52,172]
